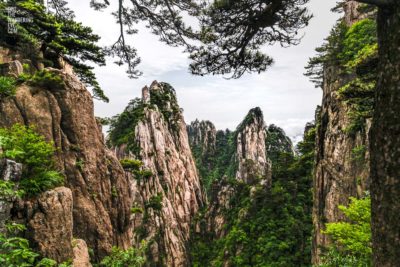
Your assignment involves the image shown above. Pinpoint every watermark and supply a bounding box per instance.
[6,6,33,34]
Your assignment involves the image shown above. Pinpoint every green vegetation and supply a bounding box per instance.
[0,0,108,101]
[131,206,144,214]
[306,13,377,136]
[108,98,145,155]
[25,70,65,90]
[0,124,63,196]
[145,193,163,211]
[319,196,371,267]
[0,76,17,97]
[265,124,294,166]
[108,83,182,156]
[191,123,316,266]
[339,19,377,70]
[120,159,143,171]
[352,145,367,163]
[0,223,71,267]
[191,128,236,193]
[100,241,147,267]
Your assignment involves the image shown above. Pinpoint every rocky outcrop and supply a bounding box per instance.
[203,107,272,239]
[0,58,132,260]
[312,2,371,264]
[235,108,272,186]
[187,120,217,155]
[113,81,204,266]
[12,187,75,262]
[73,239,92,267]
[0,159,22,232]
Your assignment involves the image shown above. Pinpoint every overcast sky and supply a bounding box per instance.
[67,0,340,142]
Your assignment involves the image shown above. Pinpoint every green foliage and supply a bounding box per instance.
[191,123,316,266]
[136,169,153,179]
[0,76,17,97]
[27,70,65,90]
[108,98,145,155]
[351,145,367,163]
[145,193,163,211]
[149,83,181,133]
[119,159,142,171]
[100,242,147,267]
[306,15,377,136]
[0,0,108,101]
[0,223,71,267]
[320,196,371,267]
[131,206,143,214]
[265,124,294,166]
[0,124,63,196]
[190,128,236,193]
[339,19,377,70]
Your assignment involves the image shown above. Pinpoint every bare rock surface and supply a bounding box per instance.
[0,65,132,260]
[115,82,204,266]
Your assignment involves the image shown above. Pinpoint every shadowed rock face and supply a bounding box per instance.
[201,107,272,240]
[0,159,22,232]
[113,81,205,267]
[0,56,132,260]
[312,2,371,264]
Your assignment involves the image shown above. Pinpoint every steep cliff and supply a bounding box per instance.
[234,108,272,186]
[265,124,295,165]
[311,2,375,264]
[109,81,204,266]
[191,108,314,266]
[0,51,132,261]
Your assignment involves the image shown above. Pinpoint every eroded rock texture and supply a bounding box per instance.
[114,81,204,266]
[312,2,371,264]
[201,108,272,239]
[0,159,22,232]
[187,120,217,155]
[0,57,132,260]
[12,187,75,262]
[235,108,271,186]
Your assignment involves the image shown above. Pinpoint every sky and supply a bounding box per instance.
[67,0,340,142]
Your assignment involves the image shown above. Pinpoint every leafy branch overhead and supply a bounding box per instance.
[91,0,312,78]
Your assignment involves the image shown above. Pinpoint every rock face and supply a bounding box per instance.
[235,108,271,186]
[73,239,93,267]
[201,107,272,239]
[312,3,371,264]
[187,120,217,155]
[0,159,22,232]
[113,81,204,266]
[13,187,75,262]
[0,59,132,260]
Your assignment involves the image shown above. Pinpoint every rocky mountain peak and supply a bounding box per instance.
[187,119,217,155]
[110,81,205,266]
[235,107,271,185]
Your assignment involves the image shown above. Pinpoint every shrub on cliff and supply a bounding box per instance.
[0,76,17,97]
[100,241,147,267]
[0,223,71,267]
[0,0,108,101]
[320,196,372,267]
[0,124,63,196]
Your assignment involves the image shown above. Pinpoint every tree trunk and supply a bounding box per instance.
[370,4,400,266]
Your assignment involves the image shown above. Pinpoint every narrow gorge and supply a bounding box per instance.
[0,0,399,266]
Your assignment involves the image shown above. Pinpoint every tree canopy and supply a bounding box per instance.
[91,0,312,78]
[0,0,109,101]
